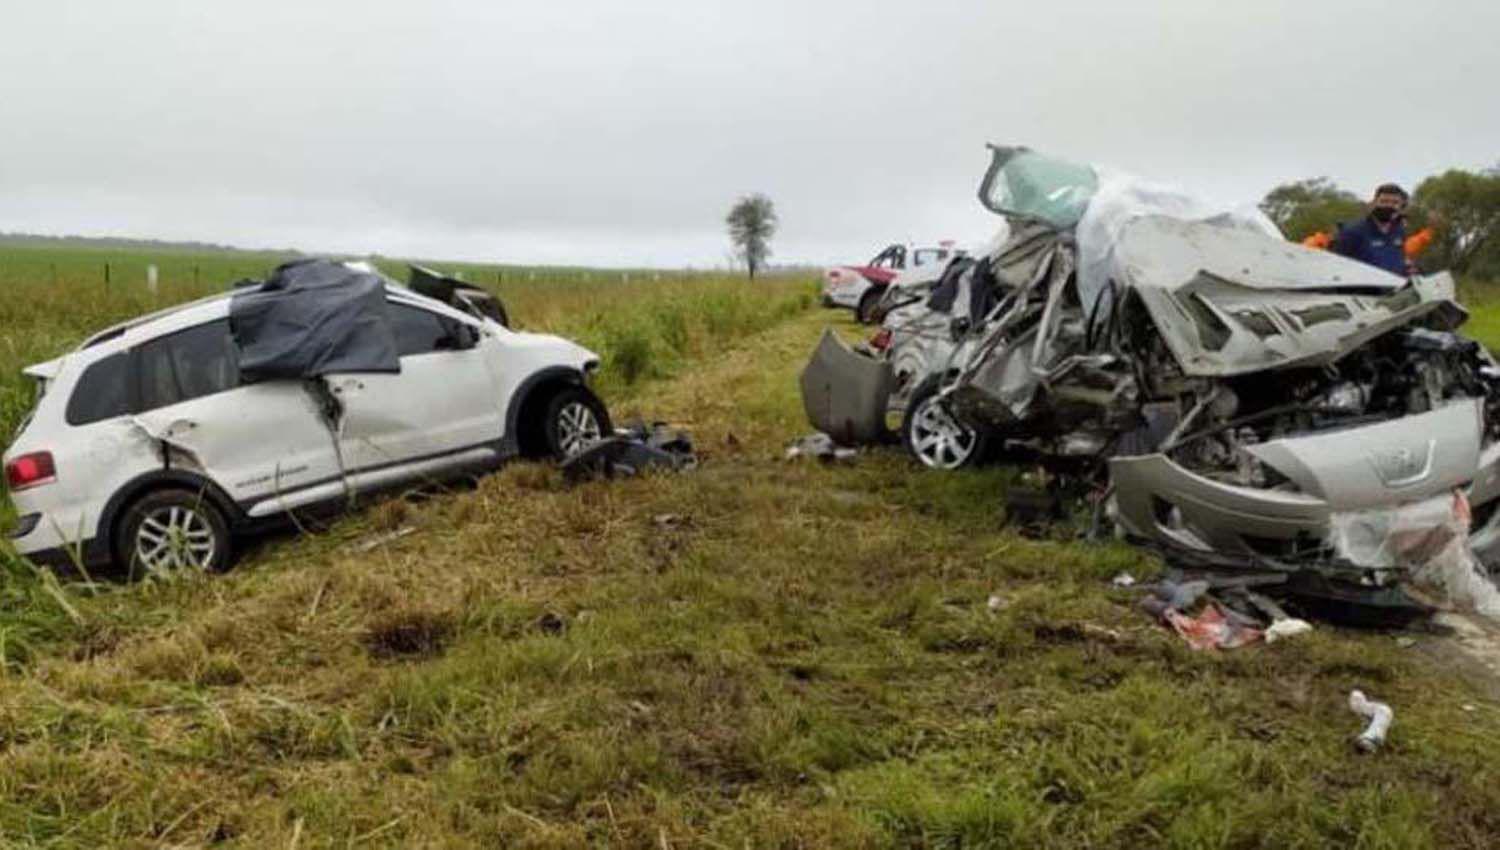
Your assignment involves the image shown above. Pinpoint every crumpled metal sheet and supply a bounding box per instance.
[561,422,696,483]
[799,328,892,445]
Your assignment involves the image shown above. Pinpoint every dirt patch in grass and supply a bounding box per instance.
[363,607,456,660]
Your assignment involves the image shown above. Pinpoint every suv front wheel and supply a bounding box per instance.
[116,488,232,575]
[542,387,612,460]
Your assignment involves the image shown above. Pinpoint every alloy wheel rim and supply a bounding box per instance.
[558,402,602,457]
[135,505,217,571]
[910,397,977,469]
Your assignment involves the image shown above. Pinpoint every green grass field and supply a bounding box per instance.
[4,242,1500,847]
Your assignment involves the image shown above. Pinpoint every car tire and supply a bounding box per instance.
[542,386,612,460]
[856,288,885,325]
[901,378,988,470]
[115,487,233,575]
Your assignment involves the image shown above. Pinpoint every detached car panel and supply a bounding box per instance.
[800,328,893,445]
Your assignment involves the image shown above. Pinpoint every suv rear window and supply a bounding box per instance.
[65,353,134,426]
[138,320,241,412]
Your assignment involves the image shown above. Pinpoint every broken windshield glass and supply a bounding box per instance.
[976,145,1099,229]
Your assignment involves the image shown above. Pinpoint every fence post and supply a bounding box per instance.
[104,262,111,289]
[146,264,159,296]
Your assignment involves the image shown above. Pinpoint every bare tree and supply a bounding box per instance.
[725,194,778,280]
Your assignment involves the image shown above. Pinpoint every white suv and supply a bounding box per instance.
[4,263,609,574]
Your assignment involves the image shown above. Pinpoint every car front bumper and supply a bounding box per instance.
[1109,400,1500,568]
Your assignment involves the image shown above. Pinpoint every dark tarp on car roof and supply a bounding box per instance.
[230,259,400,382]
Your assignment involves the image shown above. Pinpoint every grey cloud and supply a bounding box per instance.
[2,0,1496,266]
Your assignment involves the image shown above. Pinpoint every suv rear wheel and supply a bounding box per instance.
[542,387,611,460]
[116,488,232,575]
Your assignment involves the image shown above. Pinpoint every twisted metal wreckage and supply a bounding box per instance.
[802,145,1500,615]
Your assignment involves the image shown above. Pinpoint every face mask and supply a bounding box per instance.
[1372,207,1399,224]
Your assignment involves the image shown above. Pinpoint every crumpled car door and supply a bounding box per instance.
[328,302,505,493]
[131,321,347,518]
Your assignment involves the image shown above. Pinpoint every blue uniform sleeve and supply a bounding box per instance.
[1330,222,1362,259]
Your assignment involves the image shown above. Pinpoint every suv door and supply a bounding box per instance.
[131,320,347,517]
[326,300,504,495]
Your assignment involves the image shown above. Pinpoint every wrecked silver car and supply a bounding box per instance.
[802,146,1500,603]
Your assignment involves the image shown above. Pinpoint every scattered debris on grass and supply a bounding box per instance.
[563,420,697,482]
[1162,602,1264,651]
[785,432,857,463]
[1135,576,1317,650]
[653,513,689,531]
[1264,618,1314,643]
[1349,690,1394,753]
[353,527,417,553]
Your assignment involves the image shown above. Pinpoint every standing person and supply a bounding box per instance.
[1330,183,1413,275]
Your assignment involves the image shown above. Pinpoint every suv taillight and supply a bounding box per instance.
[5,452,56,491]
[869,329,893,351]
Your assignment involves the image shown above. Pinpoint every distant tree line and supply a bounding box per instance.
[1261,165,1500,278]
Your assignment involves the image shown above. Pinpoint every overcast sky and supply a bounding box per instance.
[1,0,1496,268]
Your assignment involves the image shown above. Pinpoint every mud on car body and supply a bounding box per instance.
[802,146,1500,603]
[4,260,610,575]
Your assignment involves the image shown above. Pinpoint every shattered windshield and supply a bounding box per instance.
[977,146,1099,229]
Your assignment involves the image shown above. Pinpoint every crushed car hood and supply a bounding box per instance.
[1117,216,1465,377]
[1119,215,1405,293]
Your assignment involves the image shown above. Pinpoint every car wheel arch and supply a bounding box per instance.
[100,470,244,564]
[506,366,593,457]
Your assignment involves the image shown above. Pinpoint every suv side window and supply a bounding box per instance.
[137,320,241,412]
[913,249,943,267]
[65,353,134,426]
[389,303,454,357]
